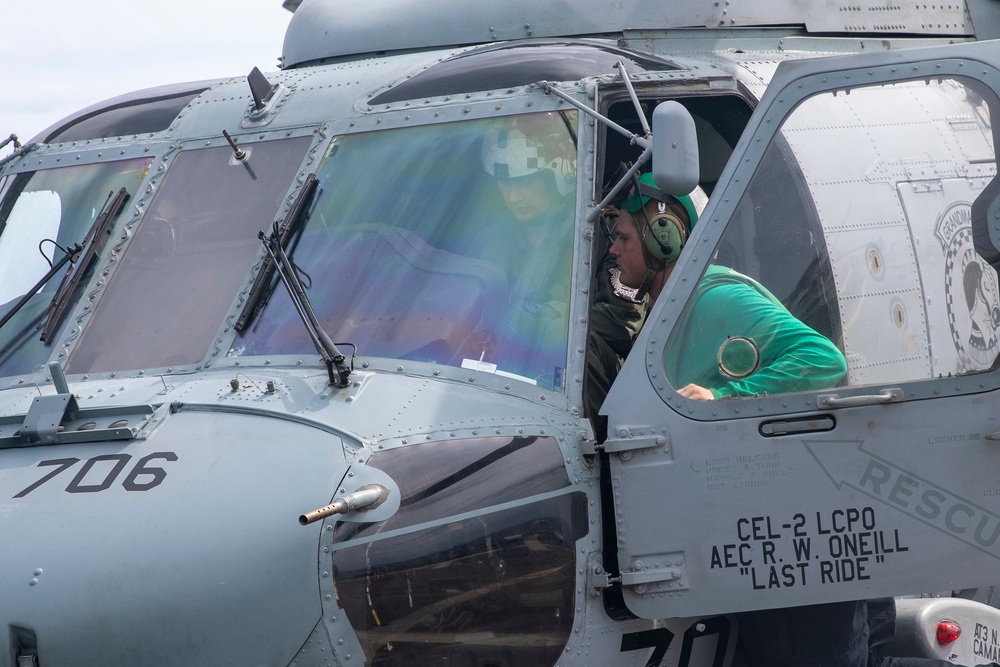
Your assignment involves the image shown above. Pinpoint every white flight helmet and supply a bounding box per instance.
[481,126,576,197]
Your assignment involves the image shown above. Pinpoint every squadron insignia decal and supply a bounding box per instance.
[936,202,1000,373]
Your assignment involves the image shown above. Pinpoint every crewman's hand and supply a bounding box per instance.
[678,383,715,401]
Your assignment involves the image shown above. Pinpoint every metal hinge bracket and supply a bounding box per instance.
[620,553,689,594]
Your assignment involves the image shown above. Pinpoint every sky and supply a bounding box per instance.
[0,1,293,148]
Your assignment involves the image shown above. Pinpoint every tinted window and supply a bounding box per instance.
[44,87,209,143]
[331,436,584,666]
[232,111,578,391]
[370,42,677,104]
[66,137,311,373]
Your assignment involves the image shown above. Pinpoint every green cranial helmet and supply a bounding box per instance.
[618,172,698,264]
[619,172,698,228]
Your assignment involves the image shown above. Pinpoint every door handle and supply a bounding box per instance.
[815,388,903,409]
[760,416,835,436]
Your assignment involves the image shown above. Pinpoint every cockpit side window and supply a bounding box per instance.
[65,137,312,374]
[666,76,999,397]
[232,111,579,392]
[0,190,62,305]
[0,159,153,377]
[330,436,585,666]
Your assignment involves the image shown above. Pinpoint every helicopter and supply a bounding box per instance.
[5,0,1000,665]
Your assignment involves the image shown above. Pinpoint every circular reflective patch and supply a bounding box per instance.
[717,336,760,379]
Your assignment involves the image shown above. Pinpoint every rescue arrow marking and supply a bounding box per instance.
[803,440,1000,559]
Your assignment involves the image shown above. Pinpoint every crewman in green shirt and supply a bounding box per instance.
[605,173,880,667]
[606,172,847,399]
[665,264,848,398]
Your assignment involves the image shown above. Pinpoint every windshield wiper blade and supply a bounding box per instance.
[259,221,351,388]
[236,173,319,333]
[40,187,130,343]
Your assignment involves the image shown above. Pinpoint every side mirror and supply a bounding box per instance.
[651,101,699,196]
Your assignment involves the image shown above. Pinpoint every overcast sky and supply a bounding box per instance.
[0,1,292,148]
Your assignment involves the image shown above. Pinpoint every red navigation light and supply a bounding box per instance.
[937,620,961,646]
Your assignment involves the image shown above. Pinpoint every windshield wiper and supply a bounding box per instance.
[40,187,130,343]
[258,219,351,388]
[236,173,319,333]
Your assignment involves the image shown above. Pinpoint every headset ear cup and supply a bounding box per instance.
[645,213,687,263]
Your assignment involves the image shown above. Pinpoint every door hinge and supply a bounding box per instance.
[620,553,689,594]
[600,434,668,455]
[588,563,620,597]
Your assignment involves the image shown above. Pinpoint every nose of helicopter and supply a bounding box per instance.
[0,405,355,666]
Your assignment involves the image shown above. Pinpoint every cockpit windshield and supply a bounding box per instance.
[231,111,579,392]
[65,137,312,374]
[0,158,152,376]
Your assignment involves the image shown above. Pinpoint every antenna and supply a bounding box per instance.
[247,67,278,112]
[222,130,247,162]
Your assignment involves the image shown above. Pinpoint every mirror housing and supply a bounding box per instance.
[651,101,700,196]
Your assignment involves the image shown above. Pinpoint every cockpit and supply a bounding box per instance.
[0,109,581,393]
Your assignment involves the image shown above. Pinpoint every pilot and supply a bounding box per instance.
[477,117,575,283]
[474,116,577,384]
[607,171,847,399]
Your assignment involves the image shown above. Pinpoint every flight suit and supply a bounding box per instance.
[585,254,645,441]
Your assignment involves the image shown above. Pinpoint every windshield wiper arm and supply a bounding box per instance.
[0,242,82,332]
[236,173,319,333]
[259,222,351,388]
[40,187,130,343]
